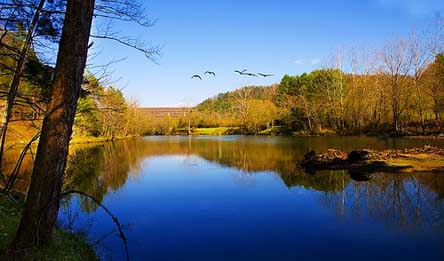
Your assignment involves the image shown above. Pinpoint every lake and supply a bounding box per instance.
[57,136,444,260]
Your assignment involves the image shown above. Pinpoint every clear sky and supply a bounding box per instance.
[91,0,444,107]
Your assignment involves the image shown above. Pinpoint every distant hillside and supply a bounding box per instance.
[136,85,277,120]
[196,85,277,113]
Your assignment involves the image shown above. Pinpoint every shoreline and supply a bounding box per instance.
[5,131,444,150]
[142,131,444,139]
[70,135,140,145]
[146,127,444,139]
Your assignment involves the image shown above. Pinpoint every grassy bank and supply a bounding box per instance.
[191,127,240,135]
[6,121,139,148]
[70,135,139,145]
[0,194,97,260]
[174,127,240,135]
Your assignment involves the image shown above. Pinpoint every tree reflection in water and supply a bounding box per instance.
[8,136,444,234]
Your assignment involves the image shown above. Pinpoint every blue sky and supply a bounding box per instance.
[91,0,444,107]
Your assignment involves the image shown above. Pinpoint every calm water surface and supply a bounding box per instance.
[58,136,444,260]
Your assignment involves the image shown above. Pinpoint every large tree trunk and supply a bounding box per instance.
[9,0,95,253]
[0,0,46,168]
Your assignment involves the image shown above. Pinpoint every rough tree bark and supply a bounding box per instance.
[0,0,46,168]
[9,0,95,253]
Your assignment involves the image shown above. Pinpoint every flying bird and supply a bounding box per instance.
[245,73,257,77]
[191,74,202,80]
[234,69,248,75]
[257,73,274,77]
[204,71,216,76]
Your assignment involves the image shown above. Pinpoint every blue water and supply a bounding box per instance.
[60,136,444,260]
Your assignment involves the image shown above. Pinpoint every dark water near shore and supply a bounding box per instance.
[57,136,444,260]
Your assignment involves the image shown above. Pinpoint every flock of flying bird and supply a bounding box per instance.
[191,69,273,80]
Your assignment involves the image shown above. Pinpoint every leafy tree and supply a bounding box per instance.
[74,95,100,136]
[245,99,277,133]
[424,53,444,129]
[98,86,127,138]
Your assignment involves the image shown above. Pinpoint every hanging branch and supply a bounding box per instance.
[91,33,160,62]
[59,189,130,261]
[95,0,156,27]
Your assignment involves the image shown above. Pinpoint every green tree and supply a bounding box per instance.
[98,87,127,138]
[74,95,100,137]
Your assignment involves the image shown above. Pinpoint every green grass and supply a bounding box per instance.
[257,126,284,135]
[292,128,337,136]
[0,195,21,251]
[0,194,98,260]
[191,127,240,135]
[70,135,137,144]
